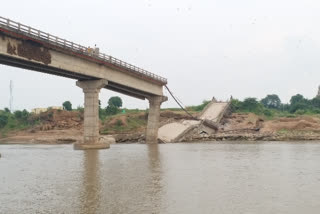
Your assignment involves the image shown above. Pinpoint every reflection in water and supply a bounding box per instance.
[76,145,164,214]
[1,143,320,214]
[146,145,163,214]
[79,150,101,214]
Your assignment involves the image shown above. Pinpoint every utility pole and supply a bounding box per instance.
[9,80,13,112]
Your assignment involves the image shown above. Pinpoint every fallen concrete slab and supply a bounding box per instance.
[158,120,201,143]
[199,102,229,122]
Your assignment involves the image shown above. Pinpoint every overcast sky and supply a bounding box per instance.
[1,0,320,111]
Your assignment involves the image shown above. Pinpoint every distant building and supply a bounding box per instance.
[31,108,47,114]
[31,106,63,114]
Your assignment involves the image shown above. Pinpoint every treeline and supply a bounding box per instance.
[231,94,320,116]
[0,108,32,135]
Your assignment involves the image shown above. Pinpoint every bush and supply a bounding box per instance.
[295,109,306,115]
[263,109,273,117]
[105,105,118,116]
[230,99,241,112]
[77,106,84,113]
[313,109,320,114]
[187,100,211,112]
[115,119,123,127]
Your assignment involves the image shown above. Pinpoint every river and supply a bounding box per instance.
[1,142,320,214]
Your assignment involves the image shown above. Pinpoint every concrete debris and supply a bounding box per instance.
[158,120,201,143]
[158,99,231,143]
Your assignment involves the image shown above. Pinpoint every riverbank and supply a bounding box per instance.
[1,109,320,144]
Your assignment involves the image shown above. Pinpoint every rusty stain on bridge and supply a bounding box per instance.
[7,40,51,65]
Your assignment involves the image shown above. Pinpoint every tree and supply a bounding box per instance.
[289,102,309,113]
[21,109,30,122]
[261,94,281,109]
[242,98,261,111]
[14,110,23,119]
[108,96,122,108]
[14,109,30,122]
[4,108,10,113]
[0,114,8,128]
[62,101,72,111]
[289,94,310,113]
[290,94,305,105]
[105,97,123,116]
[311,97,320,108]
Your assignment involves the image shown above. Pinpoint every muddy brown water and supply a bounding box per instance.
[1,142,320,214]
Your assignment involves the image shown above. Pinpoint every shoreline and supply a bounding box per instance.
[2,111,320,145]
[1,131,320,145]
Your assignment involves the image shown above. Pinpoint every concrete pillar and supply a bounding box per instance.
[146,96,167,144]
[75,79,108,150]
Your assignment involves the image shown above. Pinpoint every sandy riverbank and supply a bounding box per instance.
[1,111,320,145]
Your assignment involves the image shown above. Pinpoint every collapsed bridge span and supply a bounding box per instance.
[158,99,231,143]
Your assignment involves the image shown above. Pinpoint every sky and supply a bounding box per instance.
[1,0,320,111]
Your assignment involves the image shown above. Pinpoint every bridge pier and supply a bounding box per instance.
[74,79,109,150]
[146,96,167,144]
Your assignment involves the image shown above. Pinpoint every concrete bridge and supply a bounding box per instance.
[0,16,167,149]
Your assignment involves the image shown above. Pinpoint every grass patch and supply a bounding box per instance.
[101,112,147,135]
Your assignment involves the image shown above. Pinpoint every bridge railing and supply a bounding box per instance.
[0,16,167,84]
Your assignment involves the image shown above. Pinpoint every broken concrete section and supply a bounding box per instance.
[158,120,201,143]
[199,102,229,123]
[158,99,230,143]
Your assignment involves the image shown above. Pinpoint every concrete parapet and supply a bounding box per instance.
[75,79,108,150]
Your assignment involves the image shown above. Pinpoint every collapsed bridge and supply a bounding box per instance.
[158,99,231,143]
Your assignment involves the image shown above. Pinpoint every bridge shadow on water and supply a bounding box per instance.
[79,150,101,214]
[77,145,164,214]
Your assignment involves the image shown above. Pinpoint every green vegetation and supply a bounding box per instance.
[0,109,33,137]
[186,100,211,112]
[99,96,124,119]
[101,112,147,134]
[231,93,320,119]
[62,101,72,111]
[261,94,281,109]
[108,96,122,108]
[3,92,320,137]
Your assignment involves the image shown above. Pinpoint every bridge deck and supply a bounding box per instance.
[0,16,167,85]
